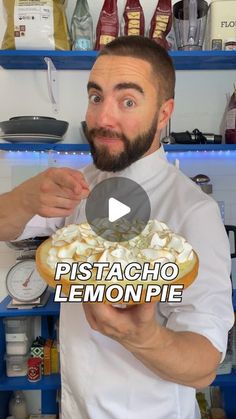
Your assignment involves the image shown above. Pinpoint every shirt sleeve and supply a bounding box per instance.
[159,199,234,361]
[14,215,65,240]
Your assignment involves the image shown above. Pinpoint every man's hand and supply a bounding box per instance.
[83,302,157,348]
[13,167,89,218]
[0,167,89,241]
[83,302,221,388]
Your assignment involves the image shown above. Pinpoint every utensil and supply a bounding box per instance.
[0,116,69,137]
[0,134,63,143]
[173,0,209,51]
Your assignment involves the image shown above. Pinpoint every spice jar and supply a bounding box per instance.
[27,357,42,382]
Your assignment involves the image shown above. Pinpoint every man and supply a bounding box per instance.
[0,36,234,419]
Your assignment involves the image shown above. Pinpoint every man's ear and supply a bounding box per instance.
[157,99,175,131]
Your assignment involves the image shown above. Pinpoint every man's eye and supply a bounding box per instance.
[123,99,135,108]
[89,94,101,104]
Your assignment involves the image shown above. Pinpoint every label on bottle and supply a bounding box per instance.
[226,109,236,129]
[74,38,92,51]
[127,12,141,36]
[99,35,115,46]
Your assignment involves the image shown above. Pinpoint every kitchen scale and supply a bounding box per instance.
[6,259,50,309]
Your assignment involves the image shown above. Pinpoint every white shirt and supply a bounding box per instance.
[19,147,234,419]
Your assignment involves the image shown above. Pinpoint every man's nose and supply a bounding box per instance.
[98,99,118,128]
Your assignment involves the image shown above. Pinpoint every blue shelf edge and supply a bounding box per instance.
[0,50,236,70]
[0,373,60,391]
[213,371,236,387]
[0,293,60,317]
[1,143,236,152]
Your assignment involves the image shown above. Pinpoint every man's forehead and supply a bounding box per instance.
[89,55,153,86]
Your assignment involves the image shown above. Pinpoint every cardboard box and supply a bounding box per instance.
[30,337,45,374]
[44,338,53,375]
[51,340,59,374]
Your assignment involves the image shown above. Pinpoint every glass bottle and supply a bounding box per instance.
[9,390,28,419]
[71,0,93,51]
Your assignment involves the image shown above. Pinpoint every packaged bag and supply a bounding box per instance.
[71,0,93,51]
[95,0,119,50]
[122,0,145,37]
[2,0,71,50]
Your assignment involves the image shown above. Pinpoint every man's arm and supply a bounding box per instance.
[0,167,89,241]
[83,302,221,389]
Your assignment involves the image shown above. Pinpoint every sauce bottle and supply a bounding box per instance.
[149,0,172,50]
[71,0,93,50]
[95,0,119,50]
[122,0,145,36]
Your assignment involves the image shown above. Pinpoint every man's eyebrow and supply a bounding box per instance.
[115,82,144,95]
[87,81,102,92]
[87,81,144,95]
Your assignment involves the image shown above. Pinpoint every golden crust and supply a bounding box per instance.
[36,238,199,304]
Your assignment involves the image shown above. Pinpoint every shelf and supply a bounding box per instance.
[1,143,236,153]
[213,371,236,387]
[0,373,60,391]
[0,293,60,317]
[0,50,236,70]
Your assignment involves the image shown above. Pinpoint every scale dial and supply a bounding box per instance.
[6,260,48,302]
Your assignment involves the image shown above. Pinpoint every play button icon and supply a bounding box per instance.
[85,177,151,242]
[108,198,131,222]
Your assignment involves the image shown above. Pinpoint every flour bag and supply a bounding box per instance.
[2,0,71,50]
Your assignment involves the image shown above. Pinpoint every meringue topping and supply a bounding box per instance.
[47,219,194,272]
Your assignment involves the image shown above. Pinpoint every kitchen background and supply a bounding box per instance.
[0,0,236,300]
[0,0,236,415]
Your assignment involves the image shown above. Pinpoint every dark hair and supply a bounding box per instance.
[98,36,175,101]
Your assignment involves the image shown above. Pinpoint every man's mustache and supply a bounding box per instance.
[88,127,126,141]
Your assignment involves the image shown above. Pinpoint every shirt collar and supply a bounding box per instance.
[113,145,168,182]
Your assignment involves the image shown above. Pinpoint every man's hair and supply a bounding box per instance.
[98,35,175,102]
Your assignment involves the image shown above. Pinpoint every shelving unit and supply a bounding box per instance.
[0,50,236,70]
[0,293,60,417]
[0,47,236,417]
[1,143,236,153]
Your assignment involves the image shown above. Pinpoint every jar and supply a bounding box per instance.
[224,39,236,51]
[27,357,42,382]
[9,391,28,419]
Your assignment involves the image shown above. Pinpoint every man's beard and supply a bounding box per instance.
[85,114,159,172]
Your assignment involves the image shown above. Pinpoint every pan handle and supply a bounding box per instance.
[225,225,236,259]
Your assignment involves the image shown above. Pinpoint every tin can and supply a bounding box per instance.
[27,357,42,382]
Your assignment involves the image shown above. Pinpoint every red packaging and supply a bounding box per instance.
[27,357,42,382]
[149,0,172,50]
[123,0,145,36]
[225,87,236,144]
[95,0,119,50]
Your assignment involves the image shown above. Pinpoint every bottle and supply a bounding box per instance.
[71,0,93,51]
[149,0,172,50]
[9,390,28,419]
[225,86,236,144]
[95,0,119,50]
[122,0,145,37]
